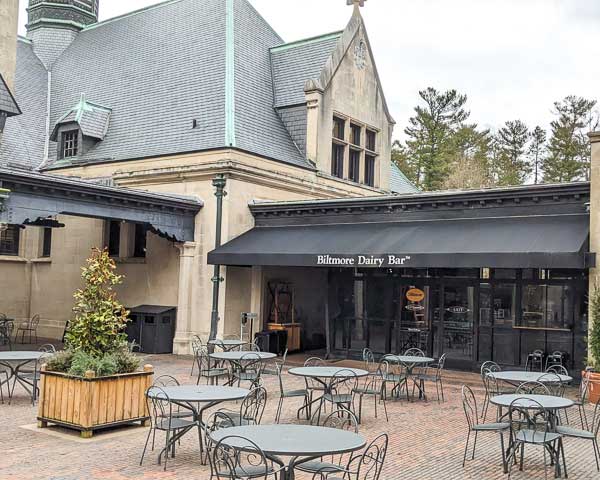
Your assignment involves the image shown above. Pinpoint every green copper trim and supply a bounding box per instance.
[27,2,98,17]
[270,31,343,53]
[83,0,185,31]
[224,0,236,147]
[26,18,88,30]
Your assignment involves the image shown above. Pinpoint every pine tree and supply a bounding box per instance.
[543,96,598,182]
[391,140,419,185]
[404,87,469,190]
[528,126,547,184]
[494,120,530,186]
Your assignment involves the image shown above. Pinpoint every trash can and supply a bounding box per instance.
[254,331,279,354]
[274,330,288,355]
[127,305,176,354]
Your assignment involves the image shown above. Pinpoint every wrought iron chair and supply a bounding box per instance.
[140,386,202,471]
[11,344,54,404]
[316,369,358,424]
[232,352,263,388]
[525,349,544,372]
[263,348,287,376]
[248,341,261,352]
[311,433,389,480]
[545,351,564,371]
[353,362,388,423]
[461,385,509,473]
[404,347,425,357]
[481,367,507,422]
[190,335,204,377]
[196,347,229,386]
[536,373,565,397]
[506,397,566,479]
[304,356,327,406]
[555,397,600,472]
[275,363,309,423]
[414,353,447,402]
[295,410,359,478]
[152,375,194,420]
[215,386,267,428]
[0,319,14,351]
[380,355,408,401]
[210,434,285,480]
[362,348,375,372]
[574,372,591,429]
[546,364,569,376]
[515,381,551,395]
[16,314,40,344]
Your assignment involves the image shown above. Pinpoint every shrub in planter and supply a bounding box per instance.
[586,284,600,403]
[38,248,152,437]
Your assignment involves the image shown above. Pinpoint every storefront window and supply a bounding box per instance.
[493,284,516,325]
[521,284,573,329]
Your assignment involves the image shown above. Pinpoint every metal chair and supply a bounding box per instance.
[574,372,592,429]
[210,434,285,479]
[190,335,204,377]
[353,362,388,423]
[16,314,40,344]
[515,381,550,395]
[263,348,287,376]
[140,386,202,471]
[545,351,564,371]
[232,352,262,388]
[196,347,229,386]
[215,386,267,427]
[317,369,358,424]
[525,349,544,372]
[0,318,13,350]
[311,433,389,480]
[296,410,359,478]
[151,375,194,421]
[555,397,600,471]
[546,364,569,376]
[380,355,408,401]
[275,363,309,423]
[414,353,447,402]
[481,366,501,421]
[11,344,54,404]
[362,348,375,372]
[461,385,509,473]
[248,341,261,352]
[304,357,327,405]
[506,397,566,479]
[404,347,425,357]
[536,373,565,397]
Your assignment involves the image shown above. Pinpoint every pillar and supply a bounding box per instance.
[250,266,264,331]
[172,241,197,355]
[0,0,18,90]
[588,132,600,365]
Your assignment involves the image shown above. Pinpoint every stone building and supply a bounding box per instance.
[0,0,416,353]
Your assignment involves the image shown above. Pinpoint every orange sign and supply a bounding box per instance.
[406,288,425,302]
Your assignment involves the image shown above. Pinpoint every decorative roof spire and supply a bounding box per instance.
[347,0,367,9]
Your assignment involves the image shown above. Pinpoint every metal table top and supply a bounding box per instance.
[489,371,572,384]
[0,351,46,361]
[210,351,276,361]
[208,339,248,346]
[490,394,574,410]
[384,355,434,364]
[210,424,366,457]
[147,385,249,403]
[288,366,369,379]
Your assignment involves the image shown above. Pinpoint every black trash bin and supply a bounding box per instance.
[127,305,176,354]
[274,330,288,355]
[254,331,279,354]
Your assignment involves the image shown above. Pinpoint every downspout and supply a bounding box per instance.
[42,70,51,165]
[209,174,227,341]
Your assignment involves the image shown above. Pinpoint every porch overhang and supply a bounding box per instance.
[208,214,591,269]
[0,168,202,242]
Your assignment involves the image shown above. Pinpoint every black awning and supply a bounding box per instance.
[208,214,590,269]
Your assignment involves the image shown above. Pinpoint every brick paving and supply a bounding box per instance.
[0,352,598,479]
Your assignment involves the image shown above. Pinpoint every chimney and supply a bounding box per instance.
[0,0,19,90]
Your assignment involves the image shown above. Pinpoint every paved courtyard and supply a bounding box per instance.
[0,351,598,479]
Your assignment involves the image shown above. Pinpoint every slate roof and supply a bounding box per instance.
[0,74,21,117]
[51,95,111,141]
[270,32,342,108]
[390,161,419,194]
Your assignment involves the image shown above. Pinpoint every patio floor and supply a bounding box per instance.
[0,351,598,479]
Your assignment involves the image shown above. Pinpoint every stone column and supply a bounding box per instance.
[0,0,18,90]
[250,266,264,331]
[589,133,600,364]
[172,241,197,355]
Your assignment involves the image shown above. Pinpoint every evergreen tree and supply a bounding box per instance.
[404,87,469,190]
[543,95,598,182]
[494,120,530,186]
[528,126,547,184]
[391,140,419,185]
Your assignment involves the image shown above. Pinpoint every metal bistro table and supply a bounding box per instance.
[383,354,434,400]
[0,351,46,403]
[491,394,574,478]
[209,351,277,387]
[207,339,248,352]
[210,424,366,480]
[288,366,368,422]
[146,385,249,465]
[488,371,573,387]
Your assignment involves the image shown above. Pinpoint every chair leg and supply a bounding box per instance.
[499,432,507,474]
[163,430,170,471]
[140,426,153,465]
[560,438,568,478]
[462,430,471,467]
[471,431,478,460]
[519,443,525,471]
[275,397,283,423]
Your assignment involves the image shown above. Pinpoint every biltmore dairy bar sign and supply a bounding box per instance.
[316,254,412,268]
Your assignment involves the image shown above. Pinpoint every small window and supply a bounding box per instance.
[366,130,377,152]
[107,220,120,256]
[61,130,79,158]
[41,228,52,257]
[0,225,20,256]
[351,124,361,146]
[133,224,147,258]
[349,149,360,183]
[332,143,344,178]
[364,154,375,186]
[333,117,345,140]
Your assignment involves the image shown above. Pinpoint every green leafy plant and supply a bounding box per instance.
[68,350,118,377]
[45,350,74,373]
[65,247,130,357]
[589,284,600,370]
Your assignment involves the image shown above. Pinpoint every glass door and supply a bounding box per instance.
[393,282,435,355]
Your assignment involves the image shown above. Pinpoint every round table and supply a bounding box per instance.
[490,393,574,411]
[488,371,572,386]
[382,355,434,400]
[210,424,366,480]
[288,367,368,422]
[207,339,248,351]
[210,351,277,362]
[0,351,47,403]
[146,385,249,465]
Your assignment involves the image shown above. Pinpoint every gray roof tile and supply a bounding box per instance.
[51,95,111,140]
[0,74,21,116]
[390,161,419,194]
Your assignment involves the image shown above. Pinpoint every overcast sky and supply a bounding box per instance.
[17,0,600,141]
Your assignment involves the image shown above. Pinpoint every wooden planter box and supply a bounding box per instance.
[37,364,154,438]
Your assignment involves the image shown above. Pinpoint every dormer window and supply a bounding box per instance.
[61,130,79,158]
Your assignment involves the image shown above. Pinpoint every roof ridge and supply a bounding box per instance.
[17,35,32,44]
[82,0,189,32]
[238,0,283,43]
[270,30,344,52]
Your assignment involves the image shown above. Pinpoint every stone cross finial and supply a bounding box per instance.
[347,0,366,7]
